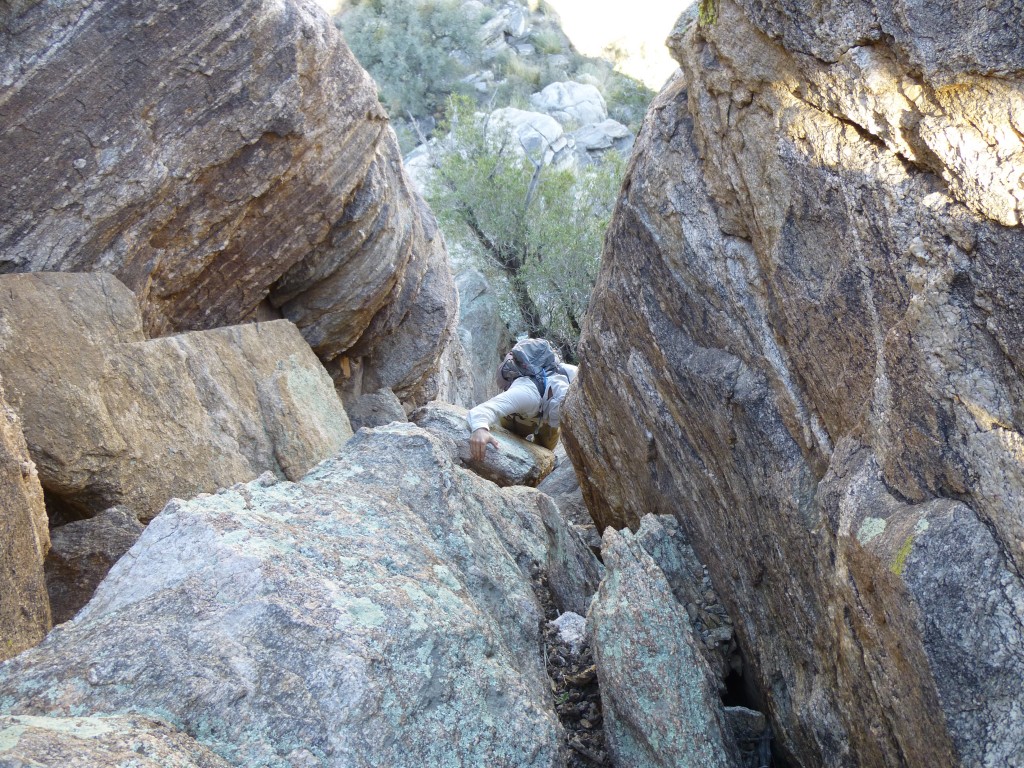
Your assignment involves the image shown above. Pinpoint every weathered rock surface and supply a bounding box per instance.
[563,1,1024,765]
[537,445,601,549]
[0,714,232,768]
[456,268,513,406]
[0,0,460,408]
[0,377,50,661]
[530,82,608,127]
[541,492,603,618]
[45,506,145,625]
[588,526,737,768]
[343,388,407,430]
[0,423,564,767]
[0,272,352,521]
[411,400,556,487]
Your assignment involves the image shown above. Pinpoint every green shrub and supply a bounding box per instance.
[338,0,483,120]
[426,96,625,358]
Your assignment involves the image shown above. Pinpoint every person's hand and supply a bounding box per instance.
[470,427,499,461]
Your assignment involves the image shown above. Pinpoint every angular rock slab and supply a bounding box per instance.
[588,526,736,768]
[0,424,563,767]
[0,272,352,521]
[411,400,555,487]
[0,0,460,408]
[45,506,145,625]
[0,715,231,768]
[0,377,50,661]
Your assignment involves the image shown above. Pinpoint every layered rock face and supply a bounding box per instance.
[563,1,1024,765]
[0,378,50,660]
[0,0,461,406]
[0,272,351,522]
[0,424,563,767]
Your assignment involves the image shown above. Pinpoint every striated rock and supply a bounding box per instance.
[45,507,145,625]
[0,424,564,767]
[564,1,1024,765]
[530,82,608,126]
[0,0,459,408]
[411,400,556,487]
[587,526,737,768]
[0,714,232,768]
[0,272,352,521]
[0,377,50,661]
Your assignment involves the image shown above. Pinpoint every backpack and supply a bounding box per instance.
[497,338,572,429]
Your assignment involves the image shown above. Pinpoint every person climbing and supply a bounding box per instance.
[467,337,577,461]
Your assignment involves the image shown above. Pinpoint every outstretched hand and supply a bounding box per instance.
[470,427,499,462]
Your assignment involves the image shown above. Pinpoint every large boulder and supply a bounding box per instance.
[0,715,232,768]
[0,272,352,522]
[563,0,1024,765]
[0,377,50,660]
[0,423,564,767]
[0,0,460,408]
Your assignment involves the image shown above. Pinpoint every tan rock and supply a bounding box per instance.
[0,0,460,409]
[0,376,51,660]
[0,272,352,522]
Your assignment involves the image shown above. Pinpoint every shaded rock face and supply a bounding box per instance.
[0,272,352,522]
[0,0,460,407]
[587,525,737,768]
[456,268,513,406]
[0,424,564,767]
[0,377,50,661]
[45,506,145,625]
[563,1,1024,765]
[0,715,232,768]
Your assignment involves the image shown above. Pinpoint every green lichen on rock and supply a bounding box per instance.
[891,533,916,576]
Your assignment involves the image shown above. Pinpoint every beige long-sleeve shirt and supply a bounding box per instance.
[466,365,577,432]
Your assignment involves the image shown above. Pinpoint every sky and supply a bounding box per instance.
[315,0,689,92]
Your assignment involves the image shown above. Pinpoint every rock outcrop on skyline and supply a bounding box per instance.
[0,0,463,408]
[563,1,1024,765]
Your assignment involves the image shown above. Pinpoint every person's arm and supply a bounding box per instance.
[466,379,541,460]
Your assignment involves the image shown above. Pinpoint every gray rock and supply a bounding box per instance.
[571,119,634,154]
[0,423,564,767]
[633,515,738,684]
[0,272,352,521]
[0,376,50,660]
[344,388,407,430]
[588,527,737,768]
[410,400,555,487]
[530,82,608,127]
[45,506,145,625]
[0,714,232,768]
[456,268,513,405]
[488,107,568,162]
[541,491,603,617]
[0,0,460,410]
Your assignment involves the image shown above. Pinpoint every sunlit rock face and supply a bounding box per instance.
[0,0,461,407]
[563,1,1024,765]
